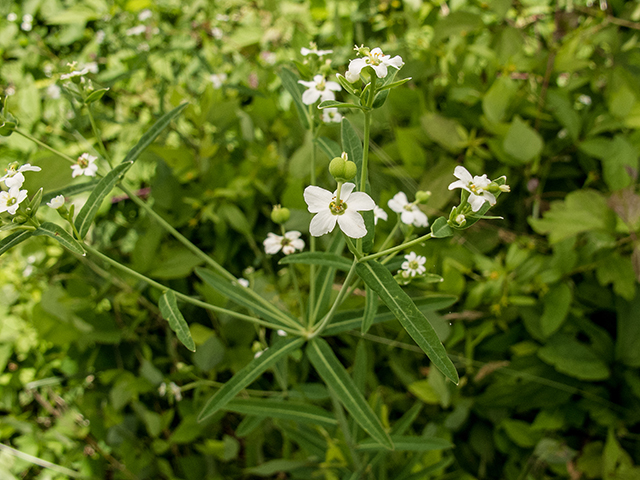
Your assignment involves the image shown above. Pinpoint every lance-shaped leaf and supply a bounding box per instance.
[341,118,363,187]
[0,230,34,256]
[279,252,352,271]
[74,161,133,239]
[198,337,304,422]
[34,222,85,255]
[121,102,188,165]
[85,88,110,104]
[357,435,452,452]
[318,100,363,110]
[430,217,454,238]
[356,260,459,384]
[196,267,297,329]
[41,180,100,205]
[224,399,337,427]
[279,69,311,129]
[158,290,195,352]
[306,338,393,450]
[361,285,379,334]
[317,136,341,159]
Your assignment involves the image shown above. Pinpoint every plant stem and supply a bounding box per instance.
[281,226,305,322]
[377,217,401,253]
[14,129,77,165]
[360,110,371,193]
[86,105,113,168]
[308,107,317,326]
[84,244,303,334]
[359,233,432,263]
[328,388,362,472]
[309,260,358,338]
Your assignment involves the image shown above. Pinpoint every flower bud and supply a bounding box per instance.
[415,190,431,204]
[12,214,27,223]
[329,152,357,182]
[329,156,345,179]
[270,205,290,224]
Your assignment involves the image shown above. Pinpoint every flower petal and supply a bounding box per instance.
[411,209,429,227]
[453,166,473,183]
[337,210,367,238]
[304,185,334,213]
[387,192,408,212]
[372,64,388,79]
[310,210,337,237]
[302,88,322,105]
[448,180,468,191]
[400,210,414,225]
[326,81,342,92]
[339,182,356,201]
[346,192,375,212]
[468,194,486,212]
[4,172,25,189]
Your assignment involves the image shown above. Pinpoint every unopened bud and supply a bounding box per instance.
[455,214,466,226]
[330,153,357,182]
[329,156,346,179]
[271,205,290,224]
[415,190,431,204]
[12,214,27,223]
[499,184,510,192]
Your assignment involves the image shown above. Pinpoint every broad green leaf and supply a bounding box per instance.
[279,252,352,270]
[198,337,304,422]
[537,334,610,381]
[421,113,467,153]
[34,222,85,255]
[196,267,297,329]
[357,435,452,452]
[361,285,379,334]
[341,118,363,187]
[430,217,454,238]
[433,11,483,43]
[0,230,34,256]
[41,180,100,205]
[615,292,640,367]
[158,290,195,352]
[483,76,518,124]
[306,338,393,450]
[244,460,308,477]
[279,69,311,129]
[121,102,189,165]
[324,294,458,335]
[540,282,572,337]
[224,399,337,427]
[355,260,459,384]
[317,136,341,159]
[546,89,581,141]
[318,100,362,110]
[503,116,544,163]
[74,161,133,239]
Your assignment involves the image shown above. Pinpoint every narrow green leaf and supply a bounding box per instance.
[341,118,363,187]
[361,285,379,334]
[324,294,458,335]
[279,69,311,129]
[318,100,363,110]
[74,161,133,239]
[317,136,342,159]
[312,233,345,320]
[278,424,327,459]
[41,180,100,205]
[34,222,85,255]
[356,261,459,384]
[377,77,411,92]
[0,230,34,256]
[121,102,188,165]
[357,435,452,452]
[224,399,337,427]
[198,337,304,422]
[244,459,309,477]
[430,217,454,238]
[196,267,297,329]
[85,88,109,104]
[279,252,352,270]
[158,290,195,352]
[306,338,393,450]
[235,415,265,438]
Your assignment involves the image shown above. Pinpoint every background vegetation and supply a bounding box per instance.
[1,0,640,478]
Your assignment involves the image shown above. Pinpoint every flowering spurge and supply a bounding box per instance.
[71,153,98,178]
[304,182,375,238]
[345,46,404,83]
[399,252,427,278]
[0,162,41,189]
[46,195,65,209]
[448,166,509,212]
[322,108,342,123]
[373,205,388,225]
[0,186,28,215]
[298,75,341,105]
[388,192,429,228]
[263,231,305,255]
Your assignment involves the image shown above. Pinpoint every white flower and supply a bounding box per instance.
[158,383,167,396]
[138,9,152,21]
[1,163,41,189]
[301,46,333,57]
[96,30,106,44]
[22,14,33,22]
[304,182,375,238]
[399,252,427,278]
[448,166,496,212]
[211,27,223,39]
[209,73,227,89]
[216,14,230,22]
[81,62,99,74]
[21,21,32,32]
[60,68,90,81]
[298,75,341,105]
[260,51,277,65]
[277,329,287,337]
[254,350,264,358]
[47,83,61,99]
[373,205,388,225]
[7,13,17,22]
[169,382,182,402]
[578,94,592,106]
[71,153,98,178]
[322,108,342,123]
[126,25,147,36]
[0,186,28,215]
[387,192,428,227]
[46,195,65,209]
[345,47,404,83]
[237,278,250,288]
[263,231,305,255]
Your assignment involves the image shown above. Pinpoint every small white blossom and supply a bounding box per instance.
[7,13,17,22]
[277,329,287,337]
[71,153,98,178]
[81,62,99,74]
[387,192,429,227]
[60,68,91,81]
[0,186,28,216]
[216,14,230,22]
[345,46,404,83]
[399,252,427,278]
[578,94,592,106]
[22,14,33,22]
[263,231,305,255]
[1,163,41,189]
[322,108,342,123]
[21,21,32,31]
[211,27,223,39]
[304,182,375,238]
[168,382,182,402]
[158,383,167,396]
[126,25,147,36]
[301,46,333,57]
[96,30,106,44]
[448,166,496,212]
[237,278,250,288]
[373,205,388,225]
[4,86,15,96]
[47,83,61,99]
[298,75,341,105]
[138,9,152,21]
[260,51,277,65]
[455,214,466,226]
[209,73,227,89]
[254,350,264,359]
[46,195,65,209]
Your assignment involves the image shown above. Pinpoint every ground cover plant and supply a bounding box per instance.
[1,0,640,479]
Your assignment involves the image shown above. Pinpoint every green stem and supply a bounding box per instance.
[328,388,362,471]
[281,225,305,322]
[14,129,77,165]
[360,111,371,193]
[359,233,432,263]
[308,106,317,326]
[343,234,362,260]
[377,217,401,253]
[86,104,113,168]
[84,244,303,335]
[309,260,358,338]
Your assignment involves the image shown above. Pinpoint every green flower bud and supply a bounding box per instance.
[271,205,290,224]
[329,156,346,179]
[415,190,431,204]
[12,214,27,223]
[329,152,357,182]
[343,161,357,181]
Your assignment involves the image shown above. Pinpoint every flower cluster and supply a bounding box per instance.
[298,75,341,106]
[263,231,305,255]
[448,166,510,212]
[71,153,98,178]
[388,192,428,228]
[399,252,427,278]
[0,162,40,216]
[345,46,404,83]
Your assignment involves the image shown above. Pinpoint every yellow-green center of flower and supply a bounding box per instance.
[469,183,483,194]
[316,78,326,91]
[7,197,16,206]
[78,158,88,168]
[366,52,382,66]
[329,200,347,215]
[403,204,413,211]
[408,260,419,270]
